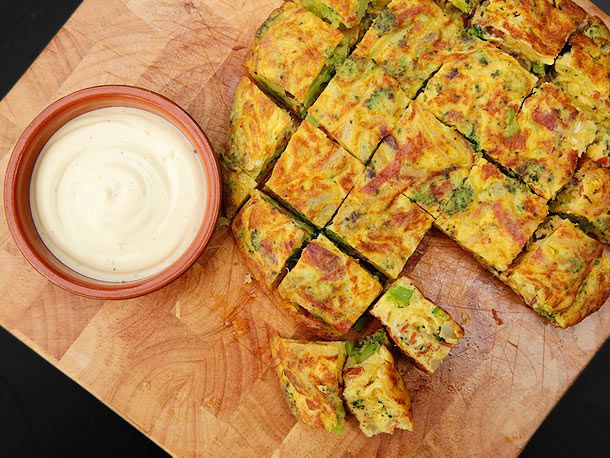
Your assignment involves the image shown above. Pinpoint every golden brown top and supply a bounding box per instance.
[355,0,462,97]
[417,37,537,151]
[309,56,409,162]
[487,82,597,200]
[471,0,575,67]
[224,77,296,180]
[265,121,364,228]
[278,235,382,334]
[247,2,345,108]
[271,336,346,433]
[436,158,548,272]
[232,190,312,289]
[503,217,603,317]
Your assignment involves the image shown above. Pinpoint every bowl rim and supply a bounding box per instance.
[3,84,221,300]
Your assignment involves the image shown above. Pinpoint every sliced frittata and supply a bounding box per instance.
[354,0,462,98]
[278,234,383,334]
[470,0,575,72]
[343,329,413,436]
[435,158,548,272]
[232,191,312,289]
[271,336,347,434]
[501,217,607,327]
[550,157,610,243]
[247,2,353,116]
[223,77,297,182]
[308,56,410,162]
[220,160,257,218]
[553,17,610,131]
[586,128,610,167]
[327,193,433,279]
[296,0,373,28]
[371,277,464,373]
[555,253,610,328]
[551,0,588,28]
[487,82,597,200]
[265,120,364,228]
[337,134,407,212]
[416,37,537,152]
[380,101,476,218]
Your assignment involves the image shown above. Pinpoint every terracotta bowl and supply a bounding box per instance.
[4,85,221,299]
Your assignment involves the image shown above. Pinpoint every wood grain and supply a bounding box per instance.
[0,1,608,456]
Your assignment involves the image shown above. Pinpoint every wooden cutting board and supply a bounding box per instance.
[1,0,608,456]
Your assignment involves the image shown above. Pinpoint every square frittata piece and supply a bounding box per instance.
[343,329,413,436]
[470,0,575,72]
[278,234,383,334]
[232,190,312,289]
[416,37,537,152]
[555,253,610,328]
[308,56,410,162]
[327,193,433,278]
[354,0,462,98]
[487,83,597,200]
[585,128,610,167]
[371,277,464,373]
[553,17,610,130]
[265,120,364,228]
[550,157,610,243]
[381,101,477,218]
[296,0,372,28]
[223,77,297,182]
[435,158,548,272]
[220,160,257,218]
[247,2,353,116]
[501,217,606,327]
[271,336,346,434]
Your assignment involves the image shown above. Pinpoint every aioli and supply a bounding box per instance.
[30,107,206,282]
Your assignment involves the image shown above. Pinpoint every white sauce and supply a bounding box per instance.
[30,107,206,282]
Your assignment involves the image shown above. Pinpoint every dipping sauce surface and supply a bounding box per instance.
[30,106,206,282]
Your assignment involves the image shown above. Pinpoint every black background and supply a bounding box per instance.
[1,1,609,456]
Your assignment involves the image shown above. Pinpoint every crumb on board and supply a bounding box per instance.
[460,311,470,325]
[491,308,504,326]
[216,216,230,231]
